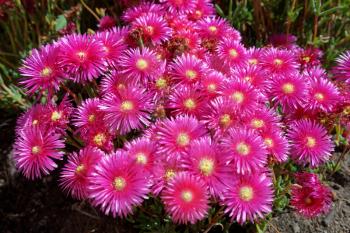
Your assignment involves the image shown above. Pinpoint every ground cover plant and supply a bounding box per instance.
[2,0,350,232]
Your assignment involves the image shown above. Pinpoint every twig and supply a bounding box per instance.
[80,0,100,21]
[268,221,281,233]
[330,148,350,177]
[61,84,79,104]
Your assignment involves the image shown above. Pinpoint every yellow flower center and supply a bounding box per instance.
[306,136,316,148]
[165,169,176,181]
[229,49,238,58]
[185,69,197,80]
[231,91,244,104]
[274,58,283,66]
[120,100,134,112]
[244,76,252,82]
[32,119,39,125]
[145,25,154,35]
[239,186,254,201]
[135,152,147,165]
[77,51,87,61]
[41,67,52,77]
[181,190,193,202]
[88,114,95,123]
[156,78,167,89]
[282,83,295,94]
[302,56,311,63]
[207,83,217,92]
[208,25,217,33]
[136,58,148,70]
[251,119,264,129]
[51,111,62,122]
[93,133,106,146]
[264,138,274,148]
[236,142,250,156]
[248,58,258,65]
[199,158,214,176]
[195,10,202,17]
[184,98,196,110]
[220,114,231,127]
[314,92,324,101]
[113,177,126,191]
[75,164,85,174]
[343,105,350,115]
[176,133,190,147]
[31,146,41,154]
[305,197,312,204]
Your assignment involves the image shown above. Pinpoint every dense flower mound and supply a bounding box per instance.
[14,0,349,227]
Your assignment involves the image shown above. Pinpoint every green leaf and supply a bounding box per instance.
[55,15,67,31]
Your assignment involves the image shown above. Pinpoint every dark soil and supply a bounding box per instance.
[1,112,349,233]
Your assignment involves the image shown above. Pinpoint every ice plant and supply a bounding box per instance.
[162,172,210,224]
[89,151,150,218]
[13,0,348,229]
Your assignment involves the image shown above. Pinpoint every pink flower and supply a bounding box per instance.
[160,0,196,14]
[95,31,126,68]
[122,2,165,23]
[16,104,47,132]
[217,39,247,67]
[59,34,107,82]
[161,172,210,224]
[120,47,163,84]
[167,85,206,118]
[45,96,72,133]
[100,71,129,96]
[187,0,215,21]
[196,17,231,41]
[242,107,280,133]
[333,50,350,82]
[200,70,226,98]
[291,172,333,217]
[157,115,207,155]
[268,33,297,49]
[98,15,116,31]
[182,137,232,197]
[14,126,65,179]
[260,129,289,163]
[170,53,209,85]
[288,119,334,167]
[89,151,150,218]
[60,147,104,199]
[261,48,299,75]
[125,137,156,173]
[305,77,340,112]
[82,126,114,152]
[231,65,269,91]
[100,86,154,134]
[221,127,268,174]
[19,44,65,95]
[222,172,274,224]
[269,73,307,110]
[131,13,172,45]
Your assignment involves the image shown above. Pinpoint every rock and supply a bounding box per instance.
[322,208,336,227]
[292,223,300,233]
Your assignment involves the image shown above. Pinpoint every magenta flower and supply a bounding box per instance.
[162,172,210,224]
[131,13,172,45]
[160,0,196,14]
[231,65,269,91]
[268,33,297,49]
[95,31,126,68]
[222,172,274,224]
[305,77,340,112]
[120,47,163,84]
[187,0,215,21]
[182,137,232,197]
[19,44,65,95]
[200,70,225,98]
[100,71,129,96]
[242,107,280,132]
[260,129,289,163]
[217,39,247,67]
[333,50,350,82]
[157,115,207,155]
[59,34,107,82]
[221,127,268,174]
[291,172,333,217]
[45,96,72,133]
[261,48,299,75]
[98,15,116,31]
[167,85,206,118]
[16,104,47,131]
[170,53,209,85]
[122,2,165,23]
[288,119,334,167]
[82,126,114,152]
[14,126,65,179]
[125,137,156,173]
[269,73,307,110]
[60,147,104,200]
[100,86,154,134]
[196,17,231,41]
[89,151,150,218]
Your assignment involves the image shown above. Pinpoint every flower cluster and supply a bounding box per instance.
[14,0,348,226]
